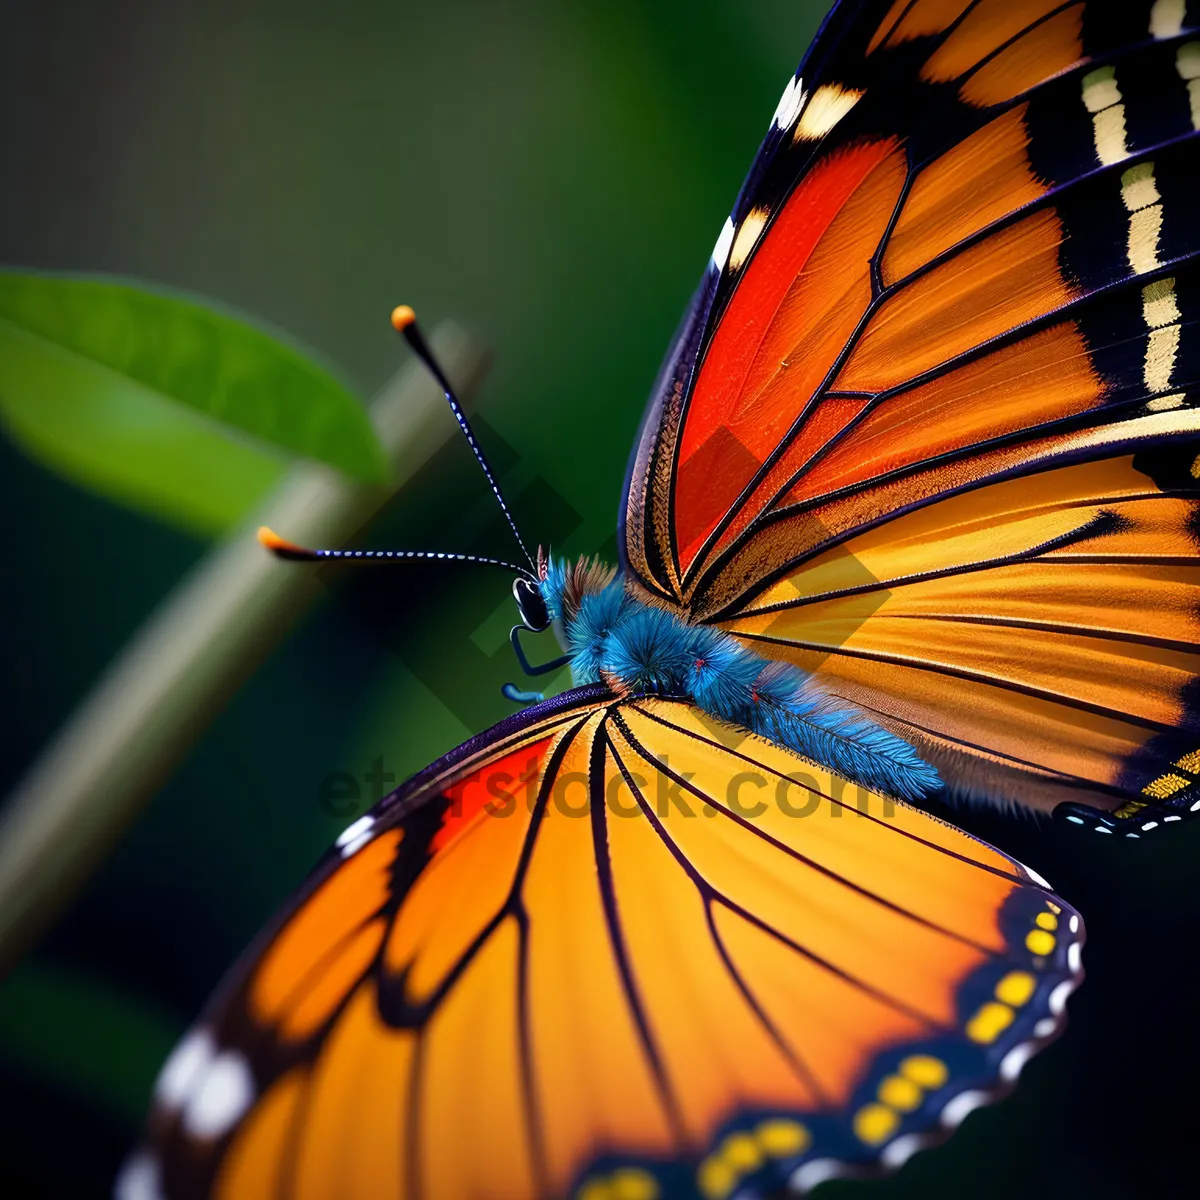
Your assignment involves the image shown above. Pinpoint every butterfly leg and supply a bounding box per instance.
[509,625,571,676]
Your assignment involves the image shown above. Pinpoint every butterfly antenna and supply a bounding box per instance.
[391,305,536,574]
[257,527,530,577]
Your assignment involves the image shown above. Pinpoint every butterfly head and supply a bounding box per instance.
[512,575,550,633]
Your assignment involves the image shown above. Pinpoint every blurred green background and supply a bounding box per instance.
[2,1,1199,1196]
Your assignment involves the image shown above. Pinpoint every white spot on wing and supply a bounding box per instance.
[182,1050,256,1139]
[772,73,806,130]
[114,1152,165,1200]
[711,217,735,272]
[1034,1016,1057,1038]
[1068,941,1083,973]
[1049,978,1076,1015]
[1000,1041,1037,1082]
[337,814,376,858]
[881,1133,924,1168]
[154,1027,215,1110]
[336,815,374,847]
[342,832,373,857]
[790,1158,846,1192]
[940,1089,988,1128]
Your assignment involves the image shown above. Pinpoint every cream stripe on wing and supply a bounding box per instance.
[1178,41,1200,131]
[1082,65,1128,166]
[1141,276,1182,399]
[1122,158,1186,410]
[1122,162,1164,275]
[1151,0,1186,40]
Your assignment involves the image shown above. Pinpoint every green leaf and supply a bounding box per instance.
[0,271,389,497]
[0,318,290,534]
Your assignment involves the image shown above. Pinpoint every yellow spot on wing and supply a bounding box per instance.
[878,1074,922,1112]
[1025,929,1056,956]
[1035,912,1059,932]
[718,1134,762,1173]
[1174,749,1200,773]
[853,1102,900,1145]
[755,1119,810,1157]
[1114,798,1149,818]
[1144,772,1190,799]
[578,1169,659,1200]
[995,971,1037,1007]
[967,1001,1015,1044]
[900,1055,949,1089]
[694,1121,813,1200]
[611,1168,658,1200]
[697,1158,736,1200]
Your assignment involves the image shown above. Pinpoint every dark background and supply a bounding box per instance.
[1,1,1198,1196]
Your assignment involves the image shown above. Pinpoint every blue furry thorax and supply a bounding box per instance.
[536,556,942,802]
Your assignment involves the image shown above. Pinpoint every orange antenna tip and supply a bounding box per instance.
[390,304,416,332]
[258,526,303,554]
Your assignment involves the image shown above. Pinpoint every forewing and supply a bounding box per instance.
[622,0,1200,826]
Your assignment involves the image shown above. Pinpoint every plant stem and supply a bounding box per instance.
[0,323,489,978]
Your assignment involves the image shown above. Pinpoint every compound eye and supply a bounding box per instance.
[513,578,549,632]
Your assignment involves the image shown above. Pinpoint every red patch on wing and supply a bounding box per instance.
[674,139,901,575]
[432,737,556,852]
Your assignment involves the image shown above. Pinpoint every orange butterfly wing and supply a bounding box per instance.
[124,687,1082,1199]
[622,0,1200,826]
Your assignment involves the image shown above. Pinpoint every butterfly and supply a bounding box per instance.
[119,1,1200,1197]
